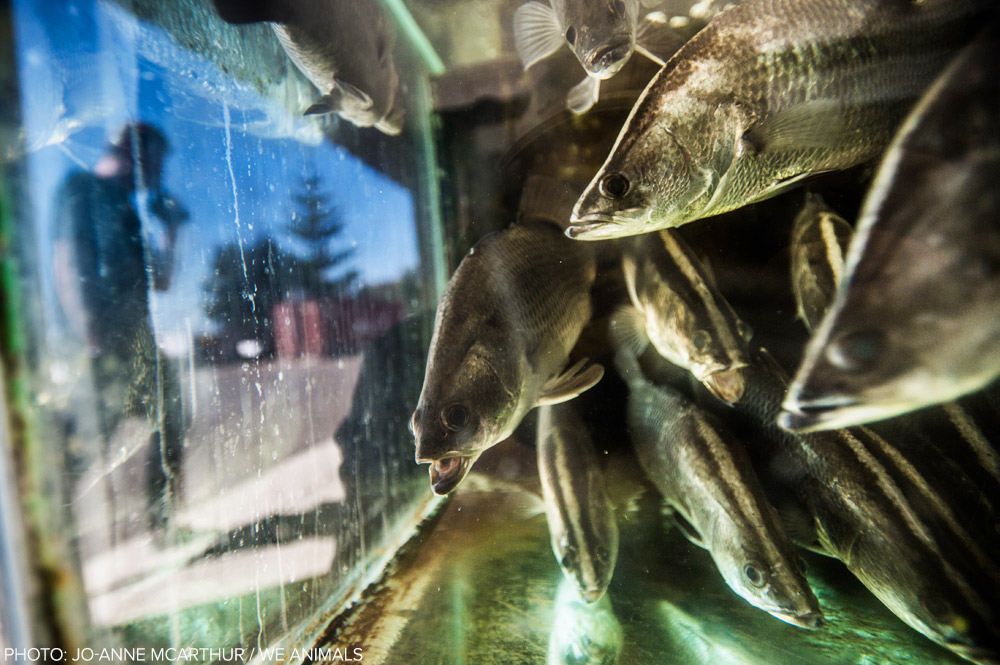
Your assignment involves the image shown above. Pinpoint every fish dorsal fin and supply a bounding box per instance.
[537,359,605,405]
[635,12,676,66]
[513,1,564,70]
[304,81,374,116]
[744,99,845,153]
[670,511,706,549]
[566,75,600,115]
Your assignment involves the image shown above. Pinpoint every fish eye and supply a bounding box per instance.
[611,0,626,15]
[692,330,710,352]
[441,403,470,431]
[826,329,884,373]
[599,173,630,199]
[737,321,754,342]
[744,563,767,587]
[565,25,576,46]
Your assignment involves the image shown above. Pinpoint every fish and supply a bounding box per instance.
[547,578,624,665]
[618,228,751,403]
[624,374,823,629]
[788,193,853,332]
[211,0,404,135]
[537,402,619,603]
[567,0,991,240]
[410,221,604,495]
[714,351,1000,662]
[513,0,673,114]
[780,24,1000,432]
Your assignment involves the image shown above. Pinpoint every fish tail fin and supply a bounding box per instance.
[513,1,564,69]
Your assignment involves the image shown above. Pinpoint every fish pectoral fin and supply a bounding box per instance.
[304,81,375,116]
[374,107,406,136]
[537,359,605,405]
[566,76,600,115]
[609,304,651,360]
[635,12,676,66]
[669,512,706,549]
[744,99,845,153]
[513,1,564,69]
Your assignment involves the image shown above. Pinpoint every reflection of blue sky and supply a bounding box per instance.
[14,0,420,348]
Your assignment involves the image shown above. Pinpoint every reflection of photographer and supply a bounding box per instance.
[53,123,189,534]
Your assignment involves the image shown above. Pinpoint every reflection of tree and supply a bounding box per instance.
[289,175,357,298]
[204,238,291,354]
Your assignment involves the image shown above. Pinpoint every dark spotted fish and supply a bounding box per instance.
[411,221,603,495]
[781,24,1000,432]
[568,0,991,239]
[537,402,619,603]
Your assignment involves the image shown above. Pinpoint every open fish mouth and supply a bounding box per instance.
[702,367,747,404]
[426,454,479,495]
[586,41,632,78]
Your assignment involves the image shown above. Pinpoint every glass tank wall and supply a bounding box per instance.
[0,0,998,664]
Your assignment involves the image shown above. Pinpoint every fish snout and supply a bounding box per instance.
[781,609,825,630]
[586,40,632,78]
[578,586,606,604]
[421,453,480,496]
[703,367,746,405]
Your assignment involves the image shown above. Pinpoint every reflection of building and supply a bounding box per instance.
[273,297,408,358]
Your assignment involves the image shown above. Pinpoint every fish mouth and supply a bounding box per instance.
[424,454,480,495]
[565,214,623,240]
[578,586,606,604]
[702,367,746,405]
[773,609,825,630]
[585,41,632,78]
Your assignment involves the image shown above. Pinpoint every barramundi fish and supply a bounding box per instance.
[212,0,404,135]
[411,221,604,495]
[780,25,1000,433]
[719,352,1000,663]
[538,402,619,603]
[789,194,853,332]
[625,375,823,629]
[568,0,991,240]
[618,229,751,403]
[513,0,673,114]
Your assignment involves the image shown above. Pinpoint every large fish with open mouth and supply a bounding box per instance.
[567,0,991,240]
[624,373,823,629]
[212,0,405,135]
[780,24,1000,433]
[617,229,751,403]
[537,402,619,604]
[410,221,604,495]
[513,0,673,114]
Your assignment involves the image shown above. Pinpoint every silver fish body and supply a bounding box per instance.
[537,403,619,604]
[726,353,1000,662]
[269,0,404,135]
[411,221,603,495]
[789,194,853,332]
[568,0,990,240]
[626,377,823,629]
[781,26,1000,432]
[620,229,751,403]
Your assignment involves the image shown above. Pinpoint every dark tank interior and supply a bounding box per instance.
[0,1,997,664]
